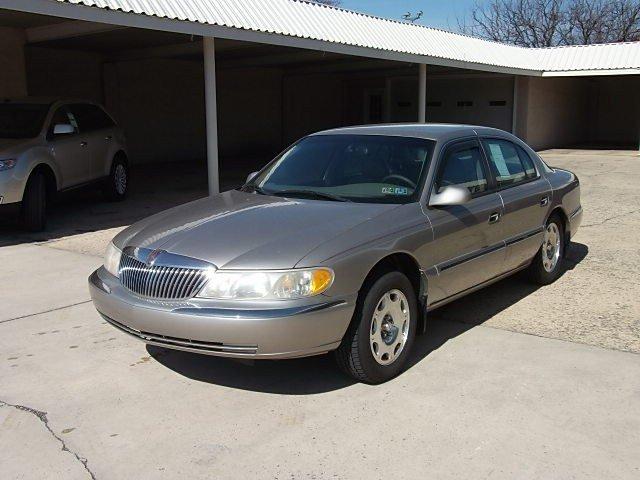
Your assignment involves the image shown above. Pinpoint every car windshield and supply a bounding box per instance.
[0,103,50,139]
[247,134,435,204]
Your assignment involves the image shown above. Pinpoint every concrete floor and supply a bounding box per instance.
[1,150,639,479]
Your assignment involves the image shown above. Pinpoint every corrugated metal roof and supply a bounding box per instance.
[35,0,640,74]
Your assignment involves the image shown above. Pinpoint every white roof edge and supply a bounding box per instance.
[1,0,639,76]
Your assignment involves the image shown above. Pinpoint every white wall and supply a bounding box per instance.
[103,58,206,164]
[0,27,27,98]
[26,46,103,102]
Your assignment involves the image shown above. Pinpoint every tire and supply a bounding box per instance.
[528,214,565,285]
[103,156,128,201]
[335,271,417,384]
[21,172,47,232]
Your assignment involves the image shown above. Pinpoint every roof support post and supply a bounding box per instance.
[512,75,519,135]
[203,37,219,195]
[418,64,427,123]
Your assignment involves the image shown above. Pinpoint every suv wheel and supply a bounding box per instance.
[528,214,565,285]
[21,172,47,232]
[335,271,417,384]
[103,156,128,201]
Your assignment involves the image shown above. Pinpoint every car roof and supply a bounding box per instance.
[311,123,511,142]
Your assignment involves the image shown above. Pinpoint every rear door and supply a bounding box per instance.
[68,104,116,180]
[48,106,92,187]
[425,139,506,305]
[480,137,551,271]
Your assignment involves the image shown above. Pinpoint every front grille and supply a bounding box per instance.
[119,252,208,300]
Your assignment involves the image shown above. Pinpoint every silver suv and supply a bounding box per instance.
[0,98,129,231]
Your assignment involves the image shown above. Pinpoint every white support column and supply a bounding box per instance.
[203,37,219,195]
[512,75,519,135]
[418,64,427,123]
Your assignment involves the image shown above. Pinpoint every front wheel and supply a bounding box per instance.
[21,172,47,232]
[528,214,565,285]
[335,271,417,384]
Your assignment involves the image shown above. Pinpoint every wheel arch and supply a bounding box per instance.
[27,163,58,200]
[546,206,570,255]
[358,252,427,334]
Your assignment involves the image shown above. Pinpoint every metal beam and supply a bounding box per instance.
[418,64,427,123]
[26,19,124,43]
[203,37,219,195]
[0,0,544,77]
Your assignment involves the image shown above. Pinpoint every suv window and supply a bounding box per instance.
[482,139,537,188]
[48,107,78,138]
[69,104,115,132]
[435,143,488,195]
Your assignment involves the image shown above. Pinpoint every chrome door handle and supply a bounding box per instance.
[488,212,500,224]
[540,196,549,206]
[80,141,88,147]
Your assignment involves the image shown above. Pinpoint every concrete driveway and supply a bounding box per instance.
[1,150,639,479]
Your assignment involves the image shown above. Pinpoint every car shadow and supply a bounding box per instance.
[148,242,588,394]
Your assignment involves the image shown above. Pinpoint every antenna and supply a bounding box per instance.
[401,10,423,23]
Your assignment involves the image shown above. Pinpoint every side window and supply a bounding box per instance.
[48,107,78,138]
[69,104,115,132]
[482,139,531,188]
[435,143,488,195]
[516,145,538,179]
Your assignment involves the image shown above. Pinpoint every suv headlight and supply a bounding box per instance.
[104,242,122,277]
[197,268,334,300]
[0,159,17,171]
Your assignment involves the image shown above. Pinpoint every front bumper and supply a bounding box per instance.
[0,169,25,205]
[568,205,583,239]
[89,267,356,359]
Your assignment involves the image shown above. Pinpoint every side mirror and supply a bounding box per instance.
[429,185,471,207]
[246,171,259,184]
[53,123,75,135]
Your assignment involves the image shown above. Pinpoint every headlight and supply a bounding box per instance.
[104,242,122,277]
[197,268,334,300]
[0,159,16,171]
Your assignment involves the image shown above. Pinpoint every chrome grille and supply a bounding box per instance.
[119,252,209,300]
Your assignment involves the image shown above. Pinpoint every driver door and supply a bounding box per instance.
[48,106,91,188]
[424,139,506,305]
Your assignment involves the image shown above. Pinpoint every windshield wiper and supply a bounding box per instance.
[271,189,351,202]
[240,184,267,195]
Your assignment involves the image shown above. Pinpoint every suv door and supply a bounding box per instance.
[47,106,92,187]
[425,139,506,305]
[480,138,551,271]
[68,104,116,180]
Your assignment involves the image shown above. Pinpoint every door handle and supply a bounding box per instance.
[488,212,501,224]
[540,196,549,206]
[105,135,113,141]
[80,141,88,147]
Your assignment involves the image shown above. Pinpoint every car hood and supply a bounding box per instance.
[114,190,400,269]
[0,138,36,155]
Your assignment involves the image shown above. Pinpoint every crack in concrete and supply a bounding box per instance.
[581,208,640,228]
[0,300,92,325]
[0,400,97,480]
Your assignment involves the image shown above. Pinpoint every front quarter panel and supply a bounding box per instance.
[297,203,432,299]
[0,142,59,203]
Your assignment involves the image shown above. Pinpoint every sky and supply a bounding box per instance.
[339,0,477,32]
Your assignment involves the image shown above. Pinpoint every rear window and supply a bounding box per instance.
[482,138,537,188]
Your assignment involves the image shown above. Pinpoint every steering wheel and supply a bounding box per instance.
[382,174,416,189]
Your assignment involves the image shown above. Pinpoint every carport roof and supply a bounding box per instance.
[5,0,640,76]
